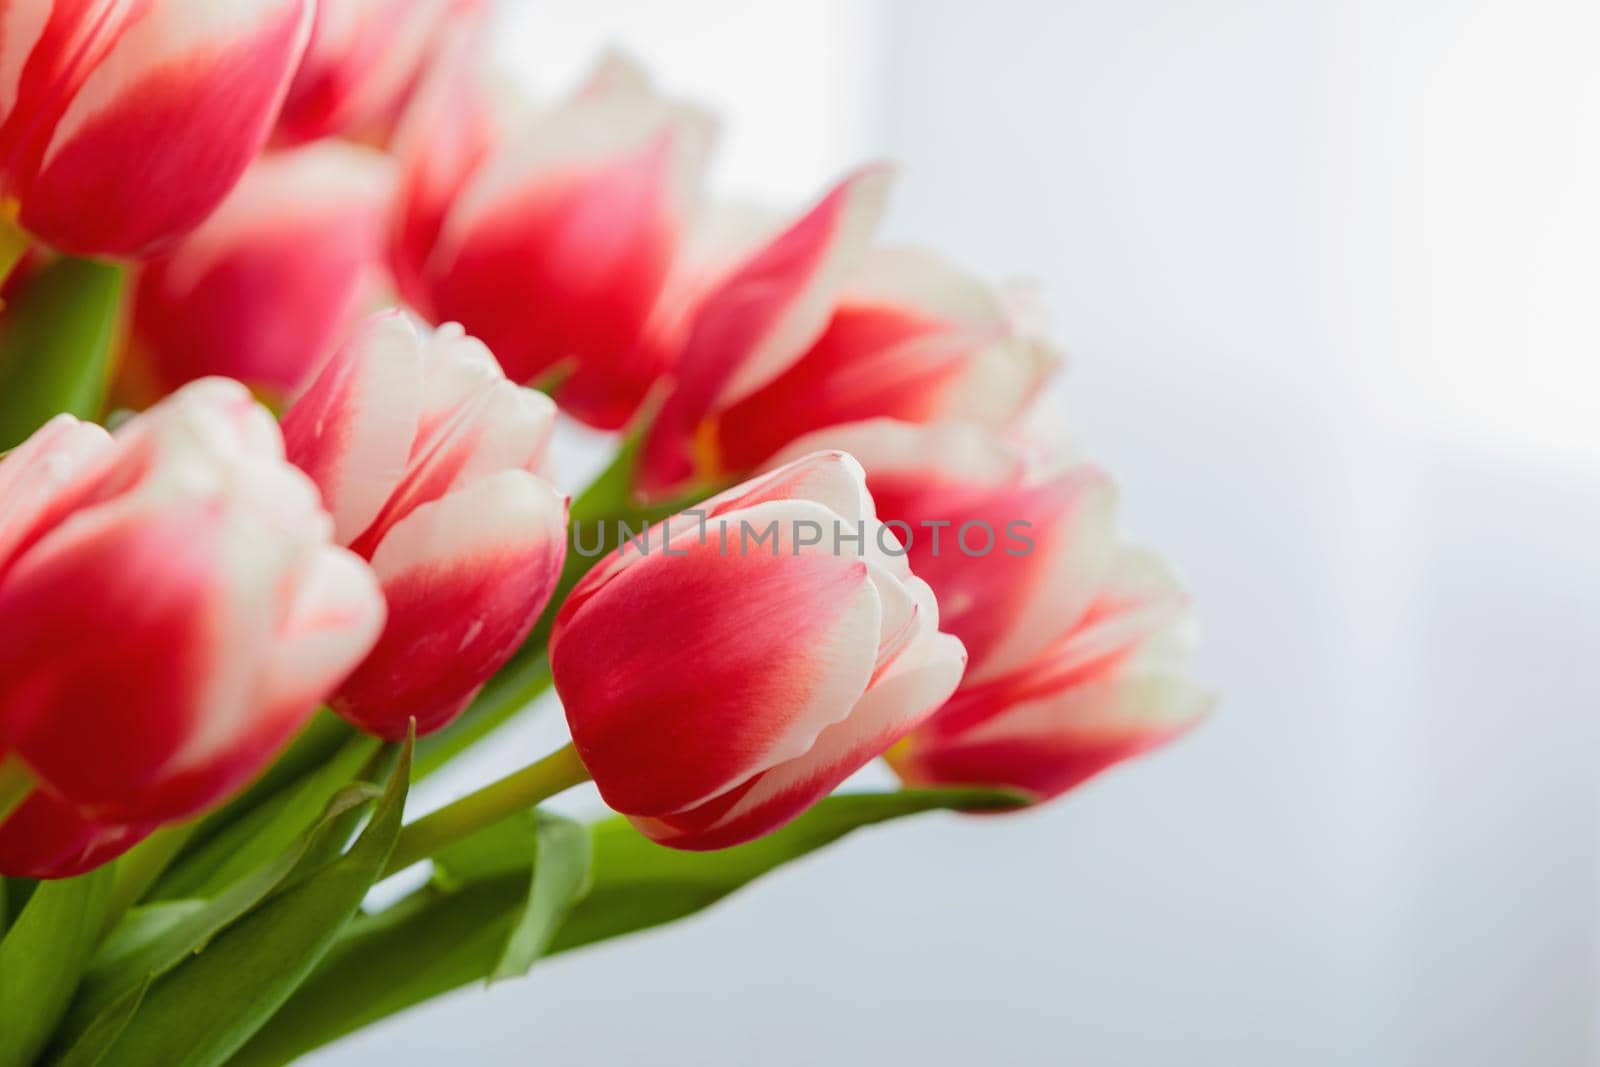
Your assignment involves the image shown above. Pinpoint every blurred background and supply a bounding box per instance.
[322,1,1600,1064]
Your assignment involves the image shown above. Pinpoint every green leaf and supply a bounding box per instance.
[490,812,592,982]
[94,738,411,1067]
[151,734,380,901]
[59,784,379,1043]
[232,788,1019,1064]
[551,788,1024,953]
[0,257,124,450]
[49,976,150,1067]
[0,866,114,1067]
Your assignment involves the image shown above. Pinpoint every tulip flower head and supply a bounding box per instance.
[551,451,968,850]
[639,172,1058,498]
[392,49,717,429]
[0,0,315,257]
[774,420,1209,804]
[131,141,396,401]
[284,313,569,739]
[0,383,384,877]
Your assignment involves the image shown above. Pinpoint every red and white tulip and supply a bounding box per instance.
[0,0,314,258]
[275,0,482,146]
[392,50,717,429]
[551,451,968,850]
[775,419,1208,803]
[639,174,1057,497]
[0,383,384,876]
[284,312,569,739]
[130,141,396,401]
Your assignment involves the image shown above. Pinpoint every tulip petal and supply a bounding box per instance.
[637,630,967,850]
[554,498,884,817]
[132,142,395,398]
[425,51,715,396]
[0,789,153,879]
[283,312,424,545]
[0,413,111,576]
[334,469,567,738]
[0,499,232,822]
[388,11,496,311]
[18,0,313,256]
[348,325,556,554]
[895,673,1210,802]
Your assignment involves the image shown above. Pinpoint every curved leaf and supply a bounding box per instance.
[490,813,592,982]
[49,976,150,1067]
[232,788,1020,1064]
[94,739,410,1067]
[0,867,113,1067]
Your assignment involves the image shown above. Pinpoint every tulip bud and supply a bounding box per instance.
[0,383,384,876]
[129,142,396,402]
[283,313,569,739]
[774,420,1208,803]
[551,451,968,850]
[638,170,1057,497]
[0,0,315,258]
[276,0,483,146]
[393,50,717,429]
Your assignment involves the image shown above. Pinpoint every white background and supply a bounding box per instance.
[324,1,1600,1064]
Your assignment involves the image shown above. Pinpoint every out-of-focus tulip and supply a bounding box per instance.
[551,451,968,850]
[0,384,384,877]
[0,0,314,258]
[276,0,481,146]
[638,175,1058,498]
[774,419,1208,803]
[393,50,717,429]
[129,142,396,402]
[284,313,568,739]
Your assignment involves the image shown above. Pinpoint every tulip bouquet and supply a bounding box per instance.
[0,2,1208,1064]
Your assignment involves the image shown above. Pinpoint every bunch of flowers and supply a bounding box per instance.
[0,2,1209,1063]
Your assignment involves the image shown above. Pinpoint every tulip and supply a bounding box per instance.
[283,313,569,739]
[773,419,1208,803]
[0,384,385,877]
[551,451,968,850]
[638,175,1058,497]
[129,142,396,402]
[393,50,717,429]
[0,0,314,258]
[276,0,481,146]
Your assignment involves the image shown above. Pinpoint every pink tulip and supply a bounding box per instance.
[392,50,717,429]
[551,451,968,850]
[276,0,481,146]
[0,383,384,876]
[0,0,314,258]
[774,420,1208,803]
[284,313,569,739]
[638,175,1057,497]
[130,142,395,401]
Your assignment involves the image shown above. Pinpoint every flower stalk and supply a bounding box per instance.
[382,743,591,877]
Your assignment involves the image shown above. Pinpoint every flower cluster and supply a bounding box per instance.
[0,1,1208,1059]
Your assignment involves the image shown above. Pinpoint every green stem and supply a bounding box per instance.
[102,824,196,932]
[0,756,33,824]
[383,744,590,877]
